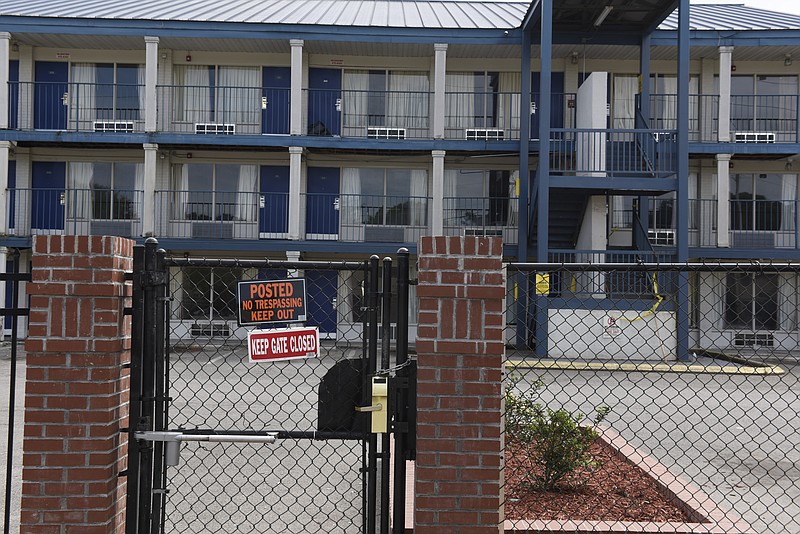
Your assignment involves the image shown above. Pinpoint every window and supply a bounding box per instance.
[340,168,428,227]
[647,74,700,132]
[181,267,243,321]
[174,65,260,127]
[730,174,796,231]
[342,70,430,132]
[443,169,518,228]
[725,273,779,330]
[446,71,500,129]
[171,163,258,222]
[725,75,798,135]
[70,63,143,127]
[68,162,143,220]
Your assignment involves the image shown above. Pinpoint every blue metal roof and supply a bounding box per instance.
[1,1,800,32]
[0,0,528,29]
[660,3,800,30]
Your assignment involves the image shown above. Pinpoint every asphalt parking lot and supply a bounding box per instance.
[3,341,800,533]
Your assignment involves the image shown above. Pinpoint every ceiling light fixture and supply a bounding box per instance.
[594,5,614,27]
[785,54,793,67]
[571,51,579,65]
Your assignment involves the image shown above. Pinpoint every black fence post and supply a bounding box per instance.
[380,257,392,534]
[126,242,146,534]
[366,255,380,534]
[392,248,412,534]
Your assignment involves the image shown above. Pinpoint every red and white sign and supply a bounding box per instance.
[247,327,320,363]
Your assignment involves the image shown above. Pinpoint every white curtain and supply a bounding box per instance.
[178,66,212,123]
[235,165,258,222]
[613,75,637,130]
[133,163,144,220]
[173,165,190,220]
[446,73,475,131]
[136,66,146,122]
[779,273,797,331]
[706,272,726,330]
[409,169,427,226]
[507,170,519,226]
[217,67,259,126]
[688,172,698,229]
[69,162,93,219]
[498,72,521,138]
[782,174,797,232]
[388,71,429,131]
[443,169,459,227]
[70,64,96,130]
[341,168,361,226]
[343,71,370,130]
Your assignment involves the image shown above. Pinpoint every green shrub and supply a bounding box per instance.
[505,374,610,491]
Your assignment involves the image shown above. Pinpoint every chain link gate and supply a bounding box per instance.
[126,239,415,534]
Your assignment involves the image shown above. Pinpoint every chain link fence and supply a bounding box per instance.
[502,262,800,533]
[159,258,374,534]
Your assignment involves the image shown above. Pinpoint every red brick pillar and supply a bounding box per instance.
[21,236,133,534]
[414,236,505,534]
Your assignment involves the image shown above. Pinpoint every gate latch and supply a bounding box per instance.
[135,431,278,467]
[355,376,388,434]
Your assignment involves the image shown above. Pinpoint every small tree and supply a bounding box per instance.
[505,374,610,491]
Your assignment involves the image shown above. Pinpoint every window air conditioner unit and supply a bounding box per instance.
[367,127,406,139]
[466,128,505,141]
[195,123,235,134]
[464,227,503,237]
[734,132,775,143]
[93,121,134,133]
[191,322,231,338]
[647,229,676,246]
[733,332,774,347]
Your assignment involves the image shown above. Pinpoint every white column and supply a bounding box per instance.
[0,141,10,235]
[144,36,159,133]
[716,154,731,247]
[0,33,10,130]
[431,150,445,235]
[290,40,304,136]
[288,146,303,239]
[142,143,158,236]
[433,44,448,139]
[718,46,734,143]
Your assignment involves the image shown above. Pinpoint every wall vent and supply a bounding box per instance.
[93,121,134,133]
[734,132,775,143]
[367,127,406,139]
[191,322,231,337]
[733,332,774,347]
[466,128,505,141]
[647,229,676,246]
[195,123,235,134]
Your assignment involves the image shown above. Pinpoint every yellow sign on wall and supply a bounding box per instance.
[535,273,550,295]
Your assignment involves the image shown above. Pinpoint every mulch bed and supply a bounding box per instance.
[504,437,694,522]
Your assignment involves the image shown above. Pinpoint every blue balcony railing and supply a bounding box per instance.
[158,85,290,135]
[10,81,144,132]
[442,196,518,244]
[303,193,430,243]
[730,94,799,143]
[550,128,678,178]
[6,188,143,237]
[304,89,431,139]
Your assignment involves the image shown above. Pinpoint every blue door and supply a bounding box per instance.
[259,166,289,236]
[531,72,565,140]
[34,62,68,130]
[305,270,337,336]
[9,60,18,129]
[31,162,66,232]
[308,68,341,136]
[7,160,15,234]
[306,167,339,237]
[262,67,291,134]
